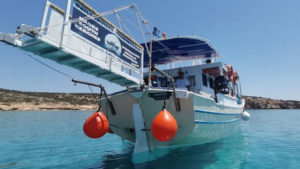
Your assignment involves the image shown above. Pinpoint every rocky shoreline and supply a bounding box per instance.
[0,88,299,111]
[243,96,300,109]
[0,88,98,111]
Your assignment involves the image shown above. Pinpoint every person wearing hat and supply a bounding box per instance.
[175,71,190,90]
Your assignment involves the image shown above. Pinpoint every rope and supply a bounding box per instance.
[42,3,162,42]
[122,22,135,39]
[21,50,98,96]
[88,85,94,94]
[38,2,168,65]
[114,11,123,31]
[123,16,142,32]
[40,5,126,30]
[165,80,173,110]
[22,50,75,79]
[97,89,103,112]
[40,4,136,33]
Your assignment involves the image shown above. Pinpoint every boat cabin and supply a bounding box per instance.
[142,37,242,102]
[145,62,241,99]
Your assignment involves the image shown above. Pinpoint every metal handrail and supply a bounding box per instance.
[151,67,181,112]
[72,79,116,115]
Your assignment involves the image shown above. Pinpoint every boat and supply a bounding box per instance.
[0,0,250,163]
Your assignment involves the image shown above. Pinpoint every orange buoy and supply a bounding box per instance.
[151,108,178,142]
[232,71,239,84]
[227,64,233,81]
[83,112,109,139]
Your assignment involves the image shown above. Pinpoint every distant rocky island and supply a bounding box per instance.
[0,88,98,111]
[243,96,300,109]
[0,88,299,111]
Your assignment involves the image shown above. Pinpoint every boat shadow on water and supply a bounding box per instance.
[86,133,248,169]
[87,140,222,169]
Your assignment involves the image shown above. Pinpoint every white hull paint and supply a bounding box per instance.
[100,88,244,162]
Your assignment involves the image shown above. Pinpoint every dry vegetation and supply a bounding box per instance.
[0,88,98,111]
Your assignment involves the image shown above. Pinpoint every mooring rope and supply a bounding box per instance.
[21,50,98,96]
[22,50,75,79]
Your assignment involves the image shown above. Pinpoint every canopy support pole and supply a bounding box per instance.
[72,79,116,115]
[41,0,51,30]
[140,51,144,85]
[151,67,181,112]
[114,11,123,31]
[60,0,72,48]
[132,4,154,86]
[147,39,153,87]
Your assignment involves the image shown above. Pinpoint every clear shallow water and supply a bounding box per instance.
[0,109,300,169]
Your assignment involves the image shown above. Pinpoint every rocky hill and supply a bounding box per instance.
[243,96,300,109]
[0,88,299,111]
[0,88,98,111]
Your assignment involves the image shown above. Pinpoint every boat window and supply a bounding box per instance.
[202,73,208,87]
[188,75,196,91]
[202,67,220,77]
[209,77,214,89]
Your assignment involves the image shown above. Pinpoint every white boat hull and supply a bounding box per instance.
[100,88,244,150]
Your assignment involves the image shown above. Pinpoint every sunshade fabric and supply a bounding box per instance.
[141,36,219,67]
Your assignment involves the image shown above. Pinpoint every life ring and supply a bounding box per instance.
[226,64,234,81]
[233,71,239,84]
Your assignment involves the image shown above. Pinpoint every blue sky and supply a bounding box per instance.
[0,0,299,100]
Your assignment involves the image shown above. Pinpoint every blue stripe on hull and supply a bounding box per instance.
[194,118,241,124]
[194,109,241,115]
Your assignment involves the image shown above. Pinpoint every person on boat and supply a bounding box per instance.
[175,71,190,90]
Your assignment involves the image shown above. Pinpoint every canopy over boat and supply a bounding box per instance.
[141,36,220,67]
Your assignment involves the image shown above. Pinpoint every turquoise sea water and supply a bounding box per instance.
[0,109,300,169]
